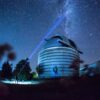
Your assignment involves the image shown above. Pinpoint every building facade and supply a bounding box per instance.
[37,35,80,78]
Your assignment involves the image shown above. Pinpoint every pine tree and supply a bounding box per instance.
[1,61,12,80]
[13,59,31,81]
[0,43,16,80]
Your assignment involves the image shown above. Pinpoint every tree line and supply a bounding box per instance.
[0,43,38,81]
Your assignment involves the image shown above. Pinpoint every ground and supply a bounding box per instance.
[0,77,100,100]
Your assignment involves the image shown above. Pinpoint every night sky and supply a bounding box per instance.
[0,0,100,71]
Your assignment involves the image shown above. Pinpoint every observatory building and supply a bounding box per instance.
[37,35,81,78]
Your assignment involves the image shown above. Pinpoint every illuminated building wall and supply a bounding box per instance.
[37,35,80,78]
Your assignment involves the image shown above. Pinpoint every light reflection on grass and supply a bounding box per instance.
[1,79,42,85]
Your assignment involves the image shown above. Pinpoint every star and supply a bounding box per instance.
[89,33,93,37]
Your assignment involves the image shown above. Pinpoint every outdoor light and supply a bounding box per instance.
[1,80,42,85]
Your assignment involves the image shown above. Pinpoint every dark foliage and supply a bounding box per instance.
[0,43,16,80]
[13,59,32,81]
[7,52,16,61]
[1,62,12,80]
[0,43,13,59]
[1,77,100,100]
[36,64,44,74]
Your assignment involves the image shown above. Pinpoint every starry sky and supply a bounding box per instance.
[0,0,100,71]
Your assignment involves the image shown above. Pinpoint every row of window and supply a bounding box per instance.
[39,63,73,66]
[39,61,76,65]
[40,50,78,57]
[39,54,78,59]
[39,66,76,72]
[39,59,74,64]
[39,56,78,62]
[39,47,77,54]
[39,55,79,63]
[39,53,78,59]
[39,47,79,57]
[39,71,77,77]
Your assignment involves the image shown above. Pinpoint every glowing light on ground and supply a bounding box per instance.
[1,80,43,85]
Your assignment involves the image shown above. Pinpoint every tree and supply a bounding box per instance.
[0,43,16,80]
[13,59,31,81]
[0,43,13,60]
[70,59,84,70]
[1,62,12,80]
[32,72,38,79]
[36,64,44,75]
[7,52,16,61]
[0,70,2,80]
